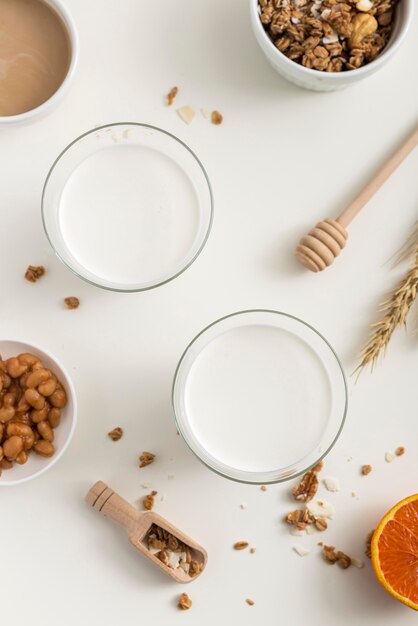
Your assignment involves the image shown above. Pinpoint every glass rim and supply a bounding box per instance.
[41,122,214,293]
[172,309,348,485]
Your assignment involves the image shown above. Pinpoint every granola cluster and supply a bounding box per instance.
[258,0,399,72]
[145,524,203,577]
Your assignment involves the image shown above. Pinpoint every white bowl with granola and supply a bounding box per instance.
[250,0,413,91]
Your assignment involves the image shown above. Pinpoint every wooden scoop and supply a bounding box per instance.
[85,481,207,583]
[296,122,418,272]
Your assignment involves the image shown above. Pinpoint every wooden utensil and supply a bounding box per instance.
[296,123,418,272]
[85,481,207,583]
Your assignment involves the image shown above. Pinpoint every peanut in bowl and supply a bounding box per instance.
[0,340,77,486]
[249,0,414,91]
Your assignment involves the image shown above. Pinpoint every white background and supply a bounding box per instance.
[1,1,418,624]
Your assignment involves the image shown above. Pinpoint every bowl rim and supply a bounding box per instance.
[41,122,214,293]
[249,0,414,81]
[0,0,79,124]
[172,309,348,485]
[0,339,77,486]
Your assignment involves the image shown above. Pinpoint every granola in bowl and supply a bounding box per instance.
[258,0,400,72]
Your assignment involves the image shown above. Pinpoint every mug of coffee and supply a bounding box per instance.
[0,0,78,124]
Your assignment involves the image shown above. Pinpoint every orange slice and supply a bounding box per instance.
[372,494,418,610]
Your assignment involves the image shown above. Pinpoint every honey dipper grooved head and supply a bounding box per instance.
[296,219,348,272]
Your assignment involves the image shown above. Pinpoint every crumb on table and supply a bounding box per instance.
[25,265,45,282]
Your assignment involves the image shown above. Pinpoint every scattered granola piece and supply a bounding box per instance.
[385,452,395,463]
[25,265,45,283]
[361,464,372,476]
[141,482,151,489]
[234,541,249,551]
[292,469,319,503]
[211,110,223,125]
[250,547,256,554]
[321,544,351,569]
[293,544,310,557]
[351,557,365,569]
[177,106,196,125]
[166,86,178,106]
[139,451,155,468]
[323,477,340,492]
[64,296,80,309]
[108,427,123,441]
[351,491,359,499]
[178,593,192,611]
[306,525,317,535]
[285,508,315,530]
[240,503,248,509]
[260,485,267,491]
[143,490,157,511]
[245,598,255,606]
[365,530,374,558]
[307,498,335,519]
[395,446,405,457]
[315,517,328,532]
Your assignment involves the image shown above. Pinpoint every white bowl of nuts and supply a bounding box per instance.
[0,340,77,486]
[250,0,414,91]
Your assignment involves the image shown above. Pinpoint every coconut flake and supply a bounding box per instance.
[385,452,395,463]
[293,545,310,557]
[322,33,339,45]
[307,498,335,519]
[351,557,365,569]
[323,477,340,492]
[177,106,196,125]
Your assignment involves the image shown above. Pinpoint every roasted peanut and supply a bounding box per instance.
[3,435,24,460]
[34,440,55,457]
[7,423,35,450]
[16,397,30,414]
[1,373,11,389]
[15,450,28,465]
[17,353,40,367]
[38,378,57,397]
[49,388,67,408]
[6,357,28,379]
[25,389,45,410]
[48,408,61,429]
[0,407,15,423]
[37,421,54,442]
[3,393,17,407]
[26,368,50,389]
[31,405,49,423]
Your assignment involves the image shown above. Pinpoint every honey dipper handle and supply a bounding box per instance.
[85,481,139,531]
[337,123,418,229]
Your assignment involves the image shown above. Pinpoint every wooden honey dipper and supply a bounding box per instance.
[85,481,207,583]
[296,122,418,272]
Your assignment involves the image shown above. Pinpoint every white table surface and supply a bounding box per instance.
[2,1,418,624]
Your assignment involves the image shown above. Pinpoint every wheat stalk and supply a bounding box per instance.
[357,246,418,373]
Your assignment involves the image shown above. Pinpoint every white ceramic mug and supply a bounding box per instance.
[250,0,414,92]
[0,0,79,124]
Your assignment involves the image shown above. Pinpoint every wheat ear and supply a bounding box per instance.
[357,247,418,372]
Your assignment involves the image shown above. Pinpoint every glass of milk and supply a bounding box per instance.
[42,123,213,291]
[173,310,347,484]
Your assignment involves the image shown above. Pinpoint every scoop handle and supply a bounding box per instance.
[337,122,418,229]
[85,481,139,530]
